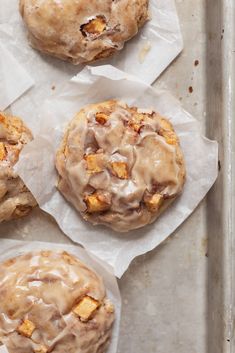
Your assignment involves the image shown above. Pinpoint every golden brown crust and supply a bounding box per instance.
[20,0,149,64]
[56,100,186,232]
[0,112,37,222]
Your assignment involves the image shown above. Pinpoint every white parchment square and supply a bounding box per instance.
[0,42,34,110]
[15,66,218,278]
[0,0,183,86]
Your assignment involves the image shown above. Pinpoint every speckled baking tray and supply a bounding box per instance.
[0,0,234,352]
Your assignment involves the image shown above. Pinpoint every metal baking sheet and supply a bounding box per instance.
[0,0,234,353]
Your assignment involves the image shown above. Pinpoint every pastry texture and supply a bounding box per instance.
[19,0,149,64]
[56,100,186,232]
[0,250,115,353]
[0,112,37,222]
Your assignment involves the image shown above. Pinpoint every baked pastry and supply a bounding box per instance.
[0,250,115,353]
[19,0,149,64]
[0,112,37,222]
[56,100,186,232]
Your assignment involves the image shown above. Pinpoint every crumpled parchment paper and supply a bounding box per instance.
[0,42,34,110]
[0,345,8,353]
[15,65,218,278]
[0,0,183,86]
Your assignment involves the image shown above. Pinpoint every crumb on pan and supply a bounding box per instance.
[138,41,151,63]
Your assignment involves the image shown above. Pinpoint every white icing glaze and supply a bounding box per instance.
[19,0,149,64]
[56,101,186,232]
[0,251,114,353]
[0,113,37,222]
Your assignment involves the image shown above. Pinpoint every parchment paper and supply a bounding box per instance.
[0,238,121,353]
[0,0,183,86]
[0,345,8,353]
[15,65,219,278]
[0,42,34,111]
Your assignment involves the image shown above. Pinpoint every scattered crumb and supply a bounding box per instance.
[218,160,221,171]
[138,41,152,63]
[188,86,193,93]
[194,60,199,66]
[221,29,224,40]
[201,237,208,256]
[51,85,56,90]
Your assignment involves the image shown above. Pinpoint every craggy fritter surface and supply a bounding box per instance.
[19,0,149,64]
[0,251,115,353]
[56,100,186,232]
[0,112,37,222]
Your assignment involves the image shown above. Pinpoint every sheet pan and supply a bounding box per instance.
[0,0,234,352]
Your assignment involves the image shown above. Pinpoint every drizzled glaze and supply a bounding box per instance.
[0,251,114,353]
[0,113,36,222]
[20,0,149,64]
[56,100,186,232]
